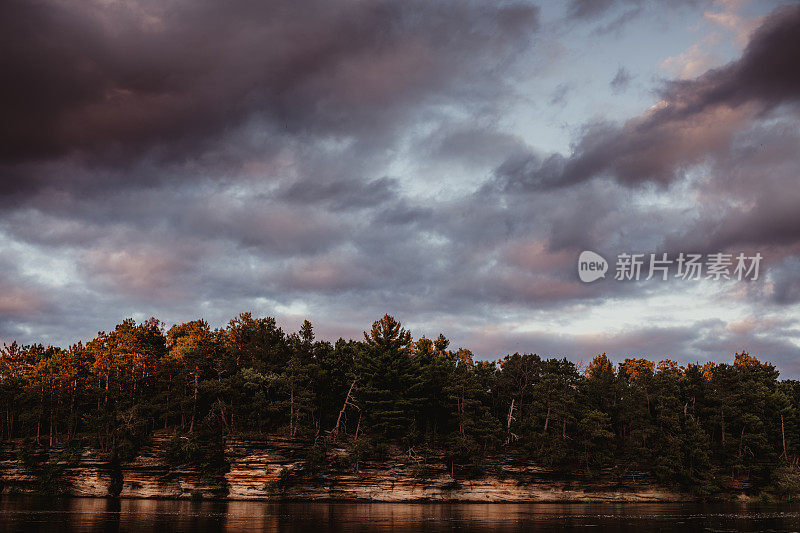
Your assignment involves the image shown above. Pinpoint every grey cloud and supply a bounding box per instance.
[0,0,540,199]
[654,116,800,290]
[0,264,51,321]
[450,317,800,376]
[566,0,619,20]
[549,84,571,106]
[493,4,800,192]
[422,125,528,168]
[1,0,798,381]
[566,0,706,33]
[372,203,435,227]
[279,177,399,211]
[591,7,643,36]
[180,201,348,256]
[610,66,632,93]
[770,257,800,305]
[660,4,800,112]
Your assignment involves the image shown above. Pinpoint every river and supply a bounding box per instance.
[1,498,799,531]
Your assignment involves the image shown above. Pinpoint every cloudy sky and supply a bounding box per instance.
[2,0,799,374]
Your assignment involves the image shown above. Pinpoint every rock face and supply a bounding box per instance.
[0,435,686,502]
[0,444,115,497]
[118,434,226,499]
[64,449,117,497]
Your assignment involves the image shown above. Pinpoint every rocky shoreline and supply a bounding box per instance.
[0,434,687,502]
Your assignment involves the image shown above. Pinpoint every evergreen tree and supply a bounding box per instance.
[357,315,423,439]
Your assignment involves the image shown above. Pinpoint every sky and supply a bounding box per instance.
[1,0,799,375]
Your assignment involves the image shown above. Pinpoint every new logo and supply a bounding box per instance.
[578,251,608,283]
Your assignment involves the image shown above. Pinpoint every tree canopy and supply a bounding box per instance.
[1,313,799,498]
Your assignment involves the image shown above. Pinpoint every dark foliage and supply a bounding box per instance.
[1,314,799,498]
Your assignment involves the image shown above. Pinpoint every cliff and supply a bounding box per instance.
[0,434,687,502]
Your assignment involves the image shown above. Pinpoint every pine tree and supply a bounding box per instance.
[356,315,423,439]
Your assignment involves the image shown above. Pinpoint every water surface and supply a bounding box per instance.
[1,497,799,532]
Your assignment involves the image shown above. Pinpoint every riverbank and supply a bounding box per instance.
[0,433,693,502]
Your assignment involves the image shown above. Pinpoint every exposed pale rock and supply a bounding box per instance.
[0,436,686,502]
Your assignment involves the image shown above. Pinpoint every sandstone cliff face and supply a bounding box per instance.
[118,434,225,499]
[0,435,686,502]
[0,445,114,497]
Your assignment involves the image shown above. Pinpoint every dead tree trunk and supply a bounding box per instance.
[458,392,465,437]
[540,404,551,452]
[505,399,517,444]
[782,413,788,460]
[738,424,745,457]
[289,387,294,438]
[218,398,230,431]
[331,377,357,441]
[543,405,551,433]
[189,368,198,433]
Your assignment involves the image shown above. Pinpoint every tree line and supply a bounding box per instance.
[2,313,800,498]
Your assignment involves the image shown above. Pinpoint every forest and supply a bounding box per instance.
[1,313,800,499]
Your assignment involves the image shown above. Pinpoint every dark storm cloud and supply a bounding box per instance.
[0,0,539,197]
[662,4,800,111]
[0,0,544,306]
[492,4,800,191]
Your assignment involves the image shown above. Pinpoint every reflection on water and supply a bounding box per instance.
[1,497,800,532]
